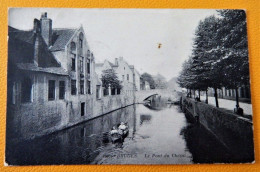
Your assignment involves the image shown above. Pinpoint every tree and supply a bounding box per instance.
[141,73,156,89]
[153,74,167,89]
[177,57,196,97]
[191,16,224,107]
[178,10,249,110]
[217,10,249,110]
[101,69,121,89]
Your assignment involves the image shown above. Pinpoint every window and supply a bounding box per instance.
[79,32,83,48]
[71,54,76,71]
[48,80,55,101]
[127,74,129,81]
[122,75,124,80]
[79,39,83,48]
[21,78,32,103]
[87,81,91,94]
[70,42,76,52]
[81,102,85,116]
[71,80,77,95]
[96,85,101,99]
[87,59,90,74]
[87,50,90,58]
[59,81,65,99]
[80,80,84,94]
[80,58,84,73]
[117,88,121,95]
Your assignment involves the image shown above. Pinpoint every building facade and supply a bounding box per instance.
[95,57,141,95]
[7,13,135,141]
[207,86,251,102]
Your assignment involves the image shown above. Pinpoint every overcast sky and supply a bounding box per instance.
[9,8,218,80]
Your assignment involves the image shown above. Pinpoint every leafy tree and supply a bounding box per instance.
[217,10,249,108]
[178,10,249,110]
[101,69,121,89]
[177,57,196,97]
[191,16,224,107]
[153,74,167,89]
[141,73,156,89]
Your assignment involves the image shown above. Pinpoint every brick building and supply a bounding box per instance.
[7,12,100,140]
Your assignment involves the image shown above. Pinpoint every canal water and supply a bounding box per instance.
[6,99,234,165]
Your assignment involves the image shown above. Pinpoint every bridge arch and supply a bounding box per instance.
[143,94,158,101]
[135,89,178,103]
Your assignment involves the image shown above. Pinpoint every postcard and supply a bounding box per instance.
[5,8,254,165]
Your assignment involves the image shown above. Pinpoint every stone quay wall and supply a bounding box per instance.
[181,96,254,162]
[7,92,135,142]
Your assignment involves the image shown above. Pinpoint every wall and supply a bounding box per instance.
[181,96,254,162]
[7,69,135,142]
[114,57,135,92]
[7,72,69,141]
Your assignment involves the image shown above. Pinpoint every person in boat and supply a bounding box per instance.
[110,126,119,135]
[118,122,127,130]
[118,122,128,135]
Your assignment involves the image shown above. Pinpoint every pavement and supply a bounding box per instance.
[200,96,253,116]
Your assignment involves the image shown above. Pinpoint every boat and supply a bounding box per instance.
[110,123,129,143]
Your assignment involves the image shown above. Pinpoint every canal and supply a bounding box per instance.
[6,99,234,165]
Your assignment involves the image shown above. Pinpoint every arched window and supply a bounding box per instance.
[70,42,76,52]
[21,77,32,103]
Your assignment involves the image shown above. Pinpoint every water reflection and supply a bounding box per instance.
[6,97,237,165]
[140,114,152,125]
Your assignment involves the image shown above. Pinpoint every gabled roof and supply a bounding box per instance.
[8,26,61,68]
[108,61,117,67]
[50,28,77,51]
[8,26,67,75]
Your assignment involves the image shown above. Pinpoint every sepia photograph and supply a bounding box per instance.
[6,8,254,165]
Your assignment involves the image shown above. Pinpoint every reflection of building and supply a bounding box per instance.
[7,12,99,140]
[95,57,141,95]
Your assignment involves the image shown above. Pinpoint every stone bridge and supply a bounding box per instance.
[135,89,180,103]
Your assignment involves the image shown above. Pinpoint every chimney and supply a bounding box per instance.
[115,58,118,66]
[33,19,41,33]
[33,19,41,66]
[40,12,52,47]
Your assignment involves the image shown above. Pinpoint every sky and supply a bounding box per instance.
[9,8,218,81]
